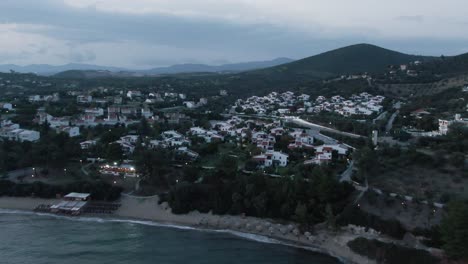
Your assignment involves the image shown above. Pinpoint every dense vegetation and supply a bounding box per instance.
[347,237,440,264]
[337,206,407,239]
[0,180,122,201]
[416,52,468,77]
[440,201,468,260]
[168,165,354,226]
[0,129,81,173]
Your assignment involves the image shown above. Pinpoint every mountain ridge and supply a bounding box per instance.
[0,58,294,76]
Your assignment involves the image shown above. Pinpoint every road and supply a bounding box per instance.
[339,161,354,182]
[6,167,34,182]
[372,111,388,124]
[229,113,366,139]
[385,110,399,133]
[284,117,365,139]
[306,130,338,144]
[385,101,402,133]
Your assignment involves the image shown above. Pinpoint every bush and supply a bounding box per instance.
[348,237,440,264]
[337,206,407,239]
[0,180,122,201]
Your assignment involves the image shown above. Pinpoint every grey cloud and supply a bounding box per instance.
[56,49,96,63]
[0,0,466,67]
[395,15,424,22]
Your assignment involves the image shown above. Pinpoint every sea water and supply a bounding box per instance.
[0,210,340,264]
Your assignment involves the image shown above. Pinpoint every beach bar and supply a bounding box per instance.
[50,192,90,215]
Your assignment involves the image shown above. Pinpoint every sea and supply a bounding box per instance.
[0,210,341,264]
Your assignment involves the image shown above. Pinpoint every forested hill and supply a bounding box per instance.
[414,52,468,76]
[246,43,432,79]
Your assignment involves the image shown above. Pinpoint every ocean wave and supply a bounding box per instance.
[0,209,346,263]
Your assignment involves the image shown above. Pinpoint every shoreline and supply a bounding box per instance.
[0,195,375,264]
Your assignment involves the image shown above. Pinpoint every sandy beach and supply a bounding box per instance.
[0,197,60,211]
[0,195,375,264]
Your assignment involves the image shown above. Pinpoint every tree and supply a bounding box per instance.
[137,118,151,136]
[450,152,465,168]
[355,146,379,179]
[325,203,338,231]
[294,202,308,224]
[105,144,124,161]
[440,201,468,260]
[216,155,238,179]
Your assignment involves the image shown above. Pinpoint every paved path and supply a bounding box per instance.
[339,161,354,183]
[285,117,365,139]
[385,110,399,133]
[6,167,34,182]
[373,111,388,124]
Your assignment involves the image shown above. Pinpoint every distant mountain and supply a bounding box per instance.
[247,44,434,80]
[142,58,294,74]
[0,63,127,75]
[53,70,116,79]
[0,58,294,77]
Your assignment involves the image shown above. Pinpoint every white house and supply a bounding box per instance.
[288,130,314,149]
[85,108,104,116]
[119,135,139,144]
[48,117,70,128]
[28,95,42,102]
[80,140,97,150]
[176,147,199,160]
[439,114,468,135]
[56,126,80,137]
[0,103,13,111]
[183,101,196,108]
[162,130,184,139]
[189,127,208,135]
[141,108,153,118]
[77,95,92,103]
[314,144,349,155]
[0,128,40,142]
[253,151,289,168]
[304,152,332,165]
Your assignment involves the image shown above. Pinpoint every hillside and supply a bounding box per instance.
[415,52,468,76]
[53,70,122,79]
[0,63,127,75]
[143,58,294,75]
[247,44,432,79]
[50,58,294,78]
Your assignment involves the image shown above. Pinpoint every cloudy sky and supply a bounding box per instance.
[0,0,467,68]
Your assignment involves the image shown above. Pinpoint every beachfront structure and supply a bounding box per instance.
[64,192,91,201]
[50,193,90,215]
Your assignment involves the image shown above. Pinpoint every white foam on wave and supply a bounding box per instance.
[0,209,346,263]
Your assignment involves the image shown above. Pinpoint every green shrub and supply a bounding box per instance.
[348,237,440,264]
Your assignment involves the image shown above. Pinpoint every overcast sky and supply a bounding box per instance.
[0,0,467,68]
